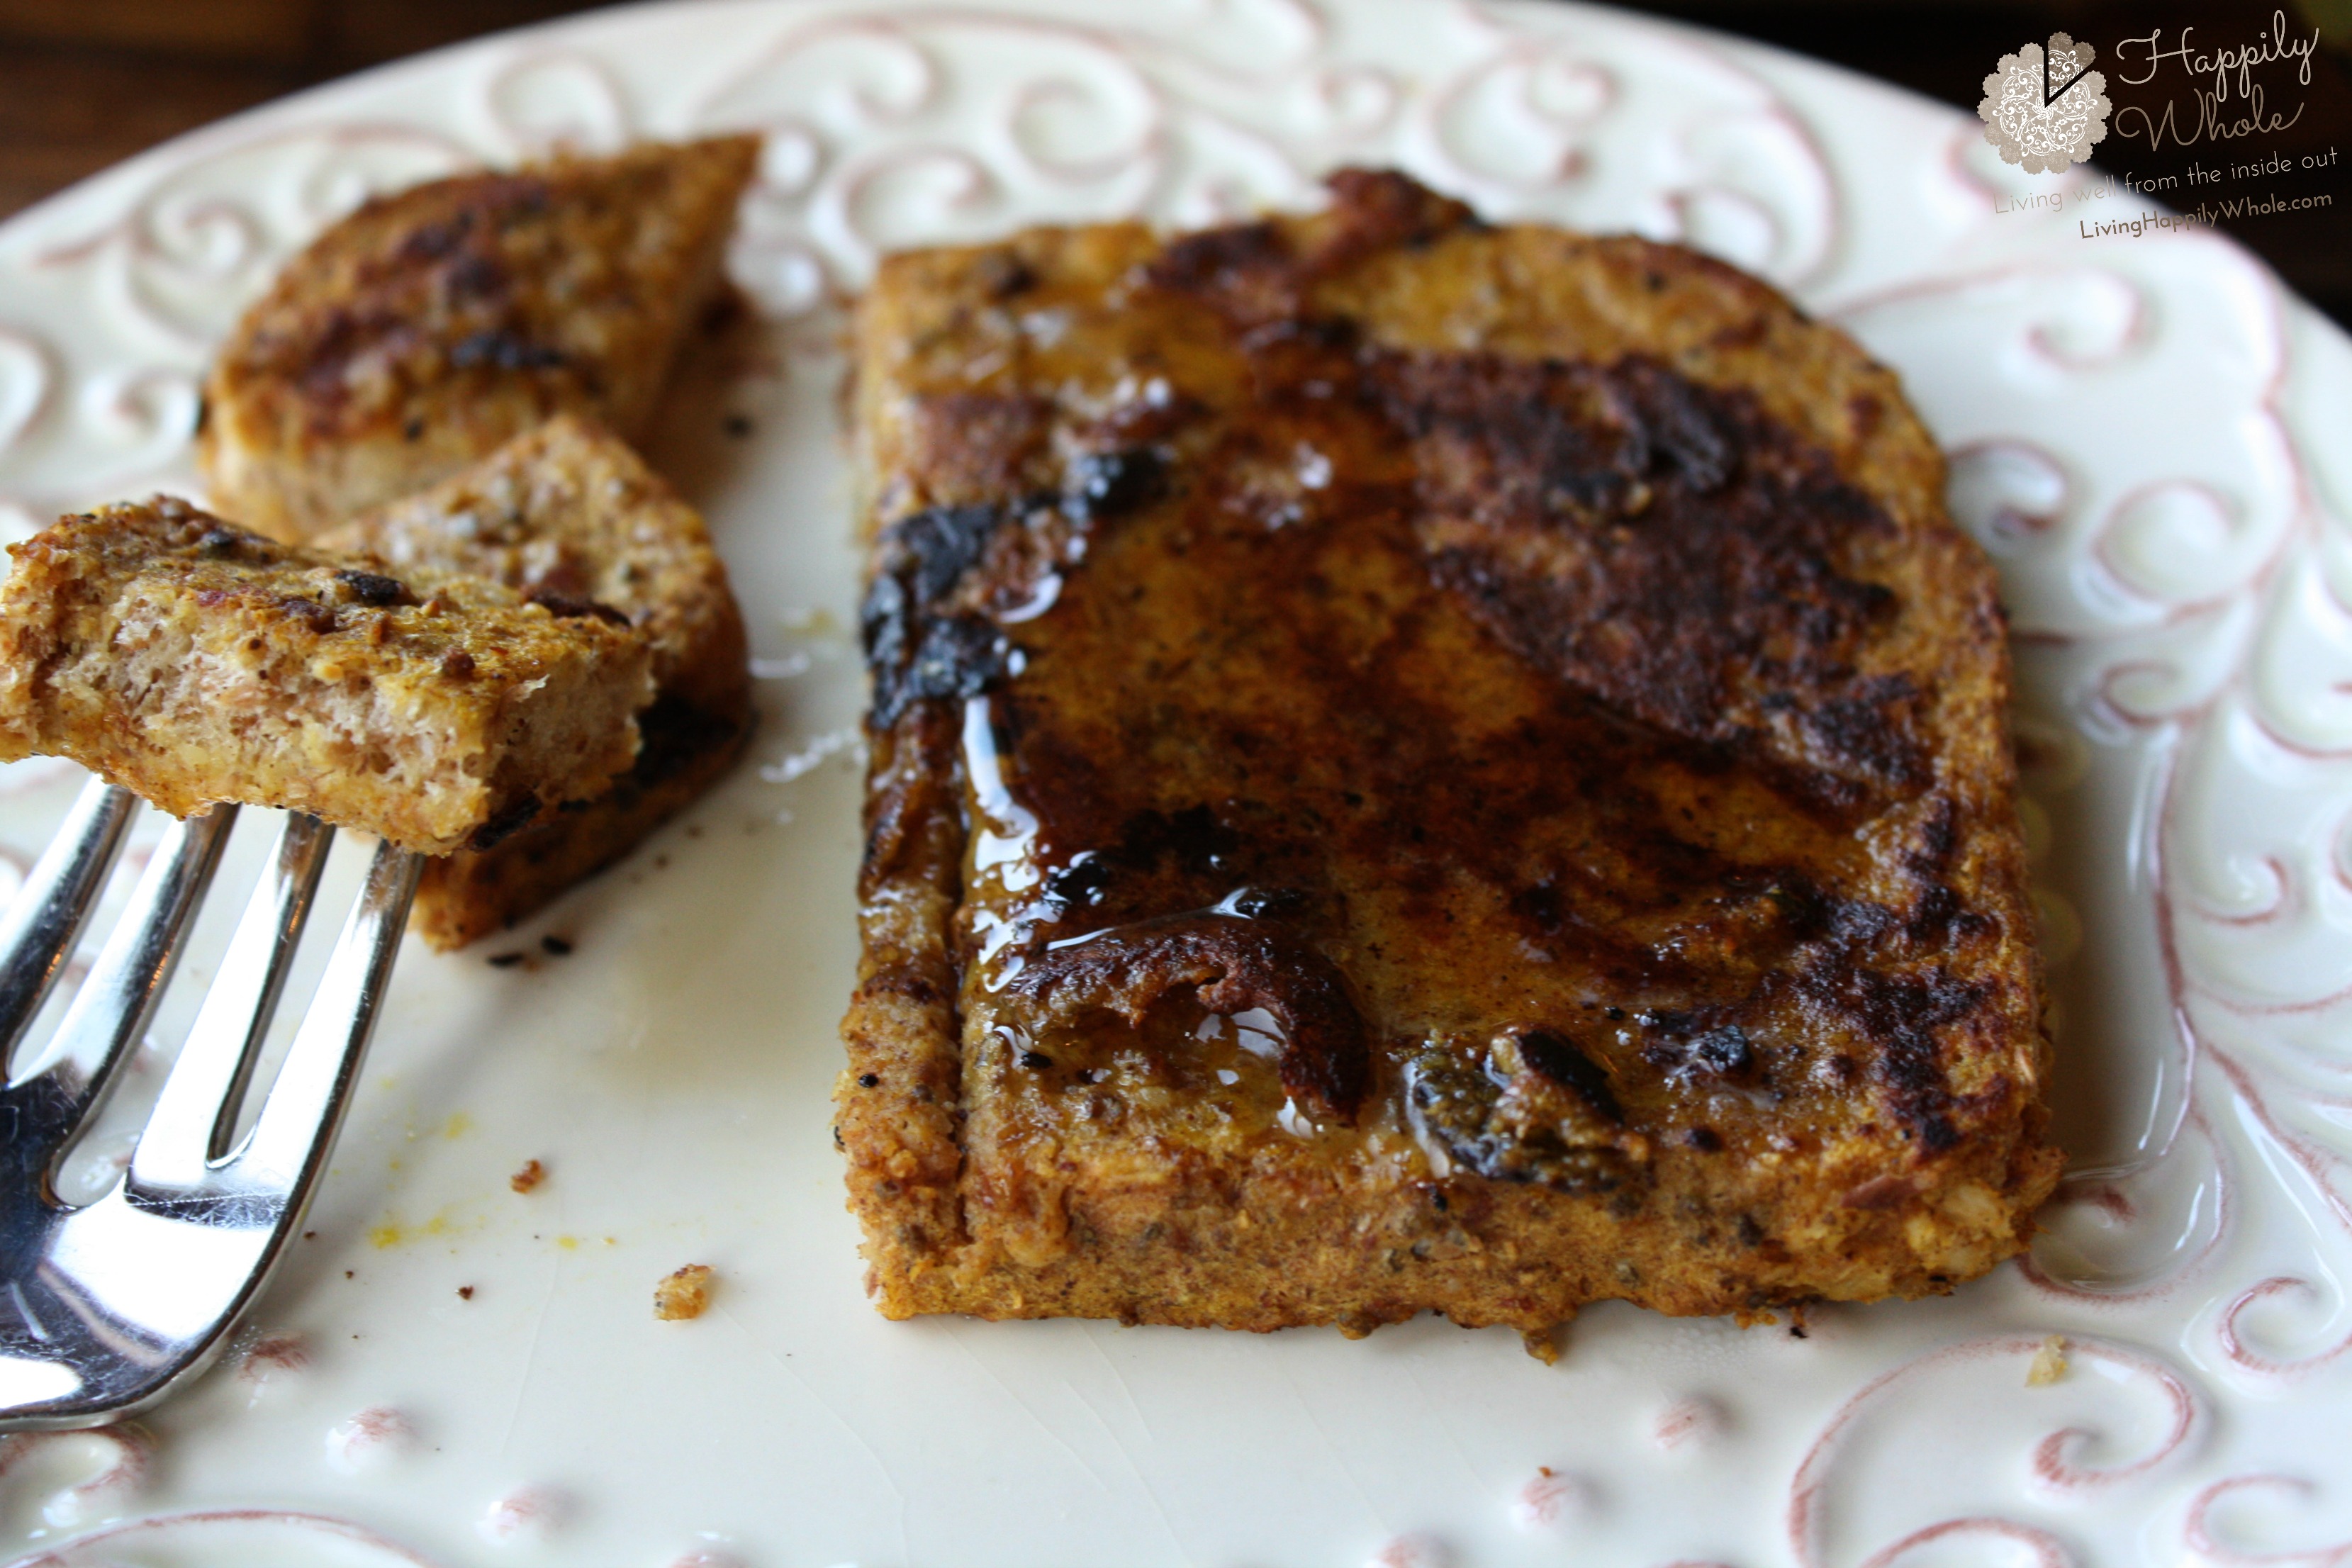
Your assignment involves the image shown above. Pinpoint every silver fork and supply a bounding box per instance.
[0,778,419,1430]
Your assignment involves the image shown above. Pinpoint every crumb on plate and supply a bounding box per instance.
[654,1264,715,1321]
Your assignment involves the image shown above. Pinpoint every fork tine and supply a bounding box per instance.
[229,838,420,1192]
[130,814,332,1193]
[0,780,138,1070]
[3,804,237,1157]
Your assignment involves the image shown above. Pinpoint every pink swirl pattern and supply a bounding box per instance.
[1788,1334,2200,1567]
[1,1509,447,1568]
[2188,1477,2352,1566]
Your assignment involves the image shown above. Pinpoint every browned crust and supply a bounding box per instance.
[199,136,759,541]
[839,170,2059,1339]
[319,414,751,948]
[0,496,651,854]
[407,694,750,950]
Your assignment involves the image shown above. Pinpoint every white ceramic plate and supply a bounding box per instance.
[1,1,2348,1563]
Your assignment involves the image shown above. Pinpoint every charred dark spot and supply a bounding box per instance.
[1044,855,1113,909]
[1513,1029,1623,1123]
[443,253,506,301]
[1018,1050,1053,1070]
[1031,813,1255,922]
[1802,673,1926,789]
[866,612,1014,729]
[1642,1016,1756,1084]
[1145,220,1291,298]
[448,330,566,372]
[975,252,1037,298]
[1735,1214,1767,1248]
[467,795,544,853]
[1908,884,1962,940]
[1620,362,1733,492]
[881,503,1004,605]
[1829,897,1900,946]
[1063,449,1167,522]
[1224,885,1309,920]
[1897,796,1989,943]
[439,649,476,680]
[526,589,632,627]
[1119,805,1238,875]
[394,209,476,263]
[1404,1038,1639,1193]
[858,573,910,681]
[1683,1125,1723,1152]
[856,1073,880,1088]
[1511,880,1566,934]
[287,599,337,636]
[335,569,414,607]
[194,526,250,558]
[1805,967,1991,1154]
[1375,349,1910,788]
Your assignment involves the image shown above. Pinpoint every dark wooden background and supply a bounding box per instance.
[1,0,2346,325]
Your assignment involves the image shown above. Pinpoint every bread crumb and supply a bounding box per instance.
[458,1285,475,1300]
[2027,1333,2068,1386]
[655,1264,715,1321]
[510,1158,545,1194]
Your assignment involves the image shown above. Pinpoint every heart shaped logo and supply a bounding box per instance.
[1979,32,2112,173]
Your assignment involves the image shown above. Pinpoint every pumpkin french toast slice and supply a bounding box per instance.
[199,135,759,541]
[837,169,2058,1347]
[318,414,751,949]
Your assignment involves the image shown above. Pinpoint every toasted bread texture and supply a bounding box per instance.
[0,497,652,855]
[839,169,2059,1343]
[199,135,759,541]
[318,414,751,948]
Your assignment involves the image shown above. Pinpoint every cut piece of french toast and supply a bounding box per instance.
[0,497,652,856]
[199,135,759,541]
[839,169,2059,1345]
[318,414,751,950]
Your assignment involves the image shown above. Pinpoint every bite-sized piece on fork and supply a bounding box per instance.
[0,490,667,1427]
[316,414,752,949]
[198,135,761,541]
[0,496,654,857]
